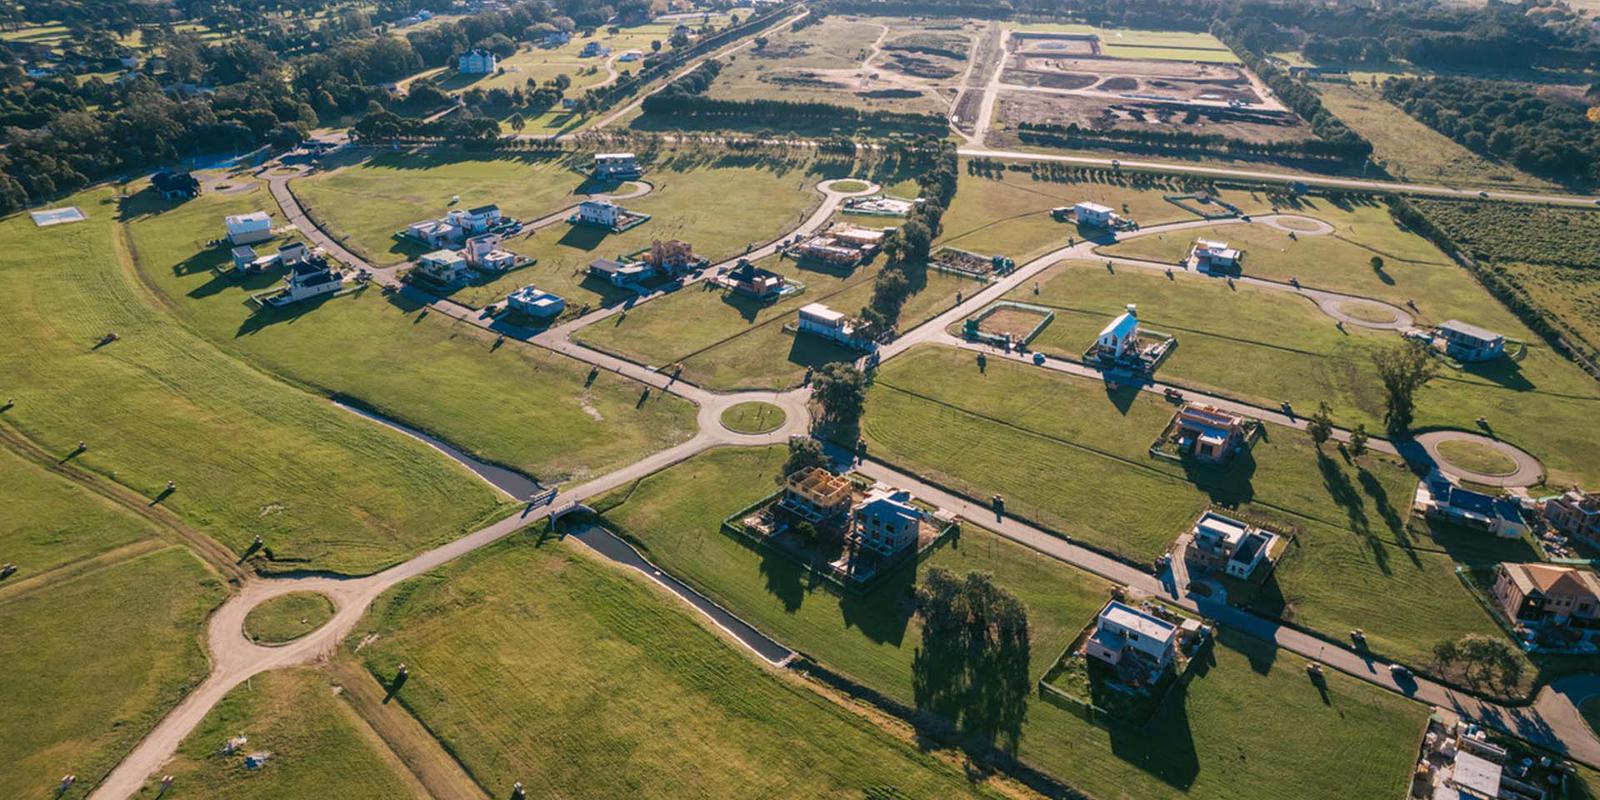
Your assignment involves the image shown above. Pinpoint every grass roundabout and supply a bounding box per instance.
[244,592,337,645]
[1436,438,1520,477]
[719,401,787,435]
[1336,300,1400,324]
[830,179,871,193]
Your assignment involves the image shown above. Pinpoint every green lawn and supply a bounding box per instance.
[245,592,337,644]
[151,667,424,799]
[0,445,155,574]
[1011,257,1600,487]
[352,529,1006,799]
[0,546,224,800]
[863,346,1509,668]
[1436,439,1517,476]
[0,187,511,573]
[592,445,1426,800]
[124,183,698,488]
[719,401,785,434]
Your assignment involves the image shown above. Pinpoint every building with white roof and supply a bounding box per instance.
[1094,304,1141,359]
[416,250,470,284]
[1083,600,1179,684]
[1189,239,1240,274]
[592,152,641,180]
[797,302,873,350]
[505,285,565,319]
[1188,511,1278,579]
[1073,201,1121,228]
[1436,320,1506,362]
[225,211,273,245]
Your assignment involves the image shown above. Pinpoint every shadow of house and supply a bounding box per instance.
[719,287,776,323]
[786,334,859,376]
[557,223,611,251]
[1105,663,1200,790]
[1178,446,1257,507]
[1455,357,1535,392]
[234,291,341,337]
[1102,378,1141,416]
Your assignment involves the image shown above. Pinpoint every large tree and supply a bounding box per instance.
[809,362,866,428]
[912,568,1031,750]
[1372,341,1438,434]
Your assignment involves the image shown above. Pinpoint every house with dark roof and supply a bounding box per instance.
[1436,320,1506,362]
[1416,474,1527,537]
[587,257,652,287]
[1545,489,1600,547]
[151,170,200,200]
[720,259,786,299]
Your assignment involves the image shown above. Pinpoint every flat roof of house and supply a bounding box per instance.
[1100,600,1177,644]
[1230,530,1272,565]
[800,303,844,323]
[597,152,636,160]
[1075,201,1114,214]
[467,204,498,215]
[420,249,464,263]
[589,258,626,274]
[1439,319,1504,344]
[1450,750,1502,799]
[1195,511,1249,544]
[231,245,256,259]
[226,211,270,226]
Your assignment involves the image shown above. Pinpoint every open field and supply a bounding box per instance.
[153,667,425,799]
[863,346,1510,668]
[1315,83,1558,190]
[0,445,156,575]
[244,592,337,644]
[593,445,1427,800]
[0,546,223,800]
[125,181,697,488]
[1011,23,1242,63]
[576,250,979,390]
[352,530,1006,799]
[0,187,512,573]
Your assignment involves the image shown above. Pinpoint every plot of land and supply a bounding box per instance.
[0,546,223,800]
[0,187,511,573]
[0,446,157,575]
[125,181,697,489]
[593,445,1427,800]
[352,532,1005,798]
[157,667,425,799]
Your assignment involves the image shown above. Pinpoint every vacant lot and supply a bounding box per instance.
[0,187,510,572]
[593,445,1425,800]
[156,667,424,799]
[0,546,223,800]
[864,346,1509,667]
[0,445,155,574]
[996,92,1312,147]
[1011,23,1242,63]
[353,532,1006,798]
[125,183,697,488]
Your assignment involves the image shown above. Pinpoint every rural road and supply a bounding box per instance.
[90,84,1593,800]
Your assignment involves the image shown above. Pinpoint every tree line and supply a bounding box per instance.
[1015,119,1368,162]
[858,139,959,339]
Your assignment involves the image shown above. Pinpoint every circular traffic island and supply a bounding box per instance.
[1436,438,1520,477]
[1334,300,1402,326]
[244,591,336,645]
[720,401,787,435]
[830,179,871,194]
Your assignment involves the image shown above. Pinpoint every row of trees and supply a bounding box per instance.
[858,140,959,338]
[1213,27,1373,161]
[639,92,946,134]
[1015,119,1368,162]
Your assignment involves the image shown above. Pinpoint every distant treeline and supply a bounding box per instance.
[1015,121,1367,162]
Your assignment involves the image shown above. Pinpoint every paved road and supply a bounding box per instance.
[1415,430,1545,487]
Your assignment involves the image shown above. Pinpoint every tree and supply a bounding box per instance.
[650,39,662,53]
[508,112,526,133]
[1434,634,1523,690]
[912,568,1030,750]
[1372,342,1438,434]
[1369,255,1384,273]
[1307,401,1334,447]
[810,362,866,428]
[780,436,827,479]
[1349,424,1370,458]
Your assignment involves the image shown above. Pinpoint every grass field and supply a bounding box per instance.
[1022,253,1600,487]
[719,401,785,433]
[0,546,223,800]
[1436,439,1518,476]
[352,530,1007,799]
[245,592,337,644]
[154,667,425,799]
[862,346,1510,667]
[124,182,697,488]
[593,445,1427,800]
[575,249,979,390]
[1010,23,1242,63]
[0,446,156,575]
[0,187,512,573]
[1315,83,1557,191]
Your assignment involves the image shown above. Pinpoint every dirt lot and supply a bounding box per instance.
[1009,55,1263,104]
[1011,32,1100,57]
[995,91,1314,145]
[979,306,1052,339]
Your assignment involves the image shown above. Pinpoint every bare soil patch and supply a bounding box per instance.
[997,92,1312,145]
[979,306,1051,339]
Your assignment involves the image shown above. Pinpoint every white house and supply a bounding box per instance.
[587,257,652,287]
[542,30,571,47]
[506,285,565,318]
[405,218,462,248]
[849,485,923,557]
[574,199,621,228]
[1074,201,1120,228]
[797,302,872,350]
[447,204,503,235]
[463,234,517,272]
[1188,511,1277,579]
[1095,304,1141,359]
[416,250,471,284]
[618,50,643,62]
[1083,600,1178,682]
[592,152,641,180]
[580,41,610,58]
[1190,239,1240,274]
[1436,320,1506,362]
[458,49,498,75]
[225,211,273,245]
[266,259,343,306]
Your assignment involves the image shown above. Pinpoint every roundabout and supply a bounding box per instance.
[1414,430,1543,487]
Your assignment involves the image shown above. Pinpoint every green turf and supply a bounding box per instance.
[0,446,154,574]
[830,179,871,193]
[155,667,423,799]
[0,187,511,573]
[719,401,786,434]
[1435,439,1518,476]
[352,531,1006,799]
[1008,257,1600,487]
[592,445,1427,800]
[245,592,337,644]
[0,546,224,800]
[123,183,698,487]
[863,346,1509,668]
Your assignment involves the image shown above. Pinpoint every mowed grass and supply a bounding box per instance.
[152,667,424,799]
[1316,83,1557,191]
[593,445,1426,800]
[244,592,337,644]
[353,531,1005,799]
[0,445,154,574]
[1436,439,1518,476]
[0,188,510,573]
[938,165,1272,265]
[1014,256,1600,486]
[0,546,224,800]
[863,346,1508,667]
[124,183,697,487]
[719,401,785,434]
[576,250,979,390]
